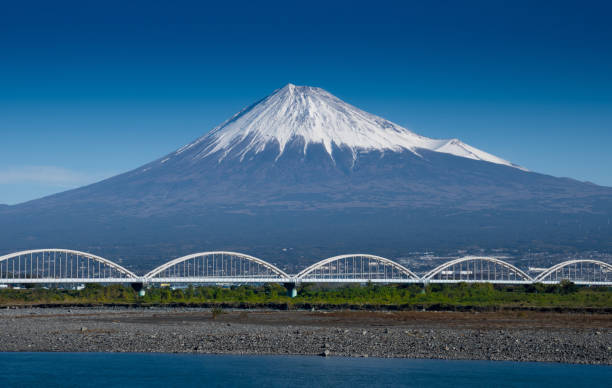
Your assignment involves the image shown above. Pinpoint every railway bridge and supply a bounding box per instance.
[0,249,610,296]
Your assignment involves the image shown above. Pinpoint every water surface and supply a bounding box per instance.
[0,353,610,387]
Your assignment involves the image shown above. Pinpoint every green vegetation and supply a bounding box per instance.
[0,282,610,309]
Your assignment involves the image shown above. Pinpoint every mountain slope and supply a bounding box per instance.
[0,84,610,268]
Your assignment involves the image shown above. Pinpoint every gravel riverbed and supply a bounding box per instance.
[0,307,610,364]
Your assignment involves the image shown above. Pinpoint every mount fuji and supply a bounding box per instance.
[1,84,611,268]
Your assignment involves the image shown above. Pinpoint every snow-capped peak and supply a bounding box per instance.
[176,84,524,170]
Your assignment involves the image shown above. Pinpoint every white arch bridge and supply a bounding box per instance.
[0,250,611,288]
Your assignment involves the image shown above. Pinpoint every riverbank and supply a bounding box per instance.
[0,307,610,364]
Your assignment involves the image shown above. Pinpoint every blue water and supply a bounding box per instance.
[0,353,610,387]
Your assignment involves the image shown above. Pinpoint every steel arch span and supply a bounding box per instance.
[423,256,533,283]
[0,249,138,283]
[144,251,291,283]
[296,254,420,283]
[535,259,612,284]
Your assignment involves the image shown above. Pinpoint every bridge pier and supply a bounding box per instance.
[421,280,429,294]
[284,283,298,298]
[130,282,146,297]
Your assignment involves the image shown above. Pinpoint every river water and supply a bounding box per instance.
[0,353,609,387]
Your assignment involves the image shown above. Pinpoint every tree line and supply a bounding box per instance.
[0,281,610,309]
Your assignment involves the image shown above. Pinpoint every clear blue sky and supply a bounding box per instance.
[1,1,611,204]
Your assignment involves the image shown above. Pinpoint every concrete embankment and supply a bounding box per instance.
[0,307,610,364]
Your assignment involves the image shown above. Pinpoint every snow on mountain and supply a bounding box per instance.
[174,84,524,170]
[427,138,525,170]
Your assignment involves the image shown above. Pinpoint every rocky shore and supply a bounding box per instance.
[0,307,610,364]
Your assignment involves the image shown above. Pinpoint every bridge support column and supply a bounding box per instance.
[421,280,429,294]
[130,282,146,297]
[284,283,298,298]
